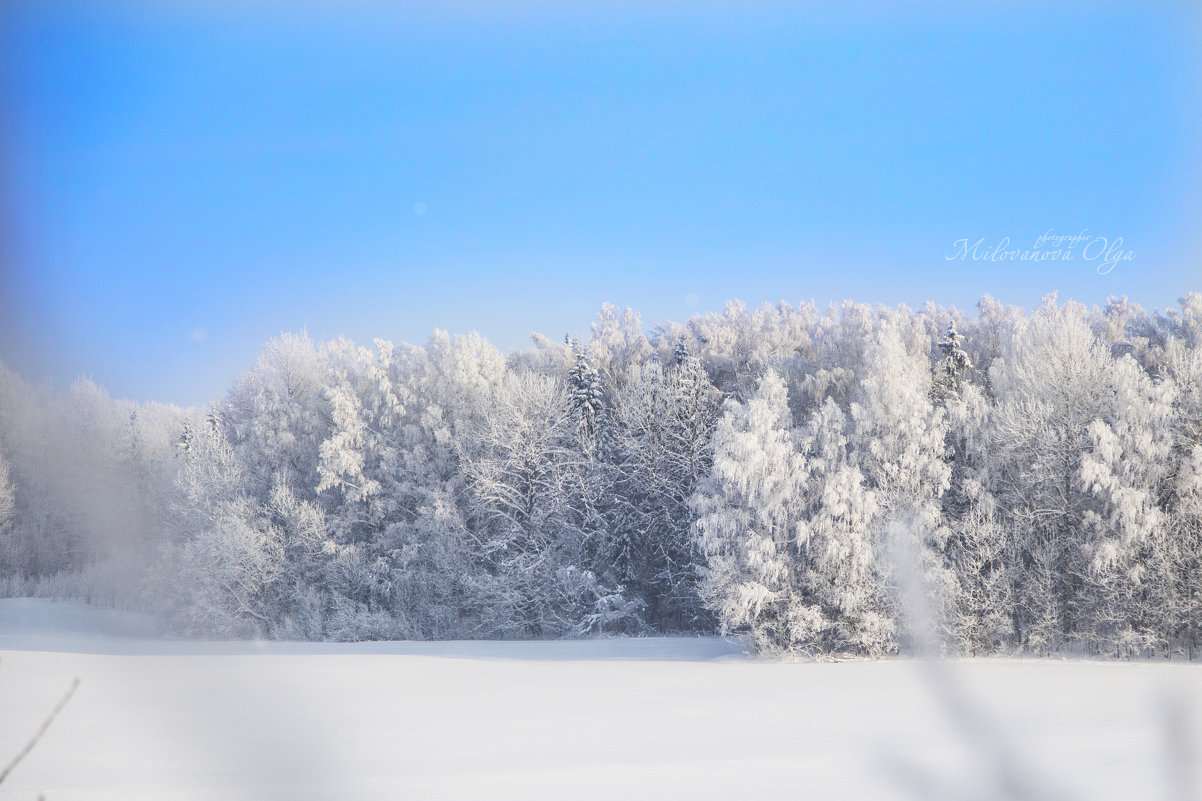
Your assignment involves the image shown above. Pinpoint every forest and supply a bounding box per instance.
[1,293,1200,659]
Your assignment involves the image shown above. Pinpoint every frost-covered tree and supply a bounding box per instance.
[318,377,380,507]
[263,480,329,639]
[162,416,283,636]
[1161,333,1202,656]
[848,324,954,651]
[0,443,16,590]
[793,398,889,655]
[947,486,1014,654]
[219,333,332,529]
[986,299,1120,651]
[608,353,720,630]
[966,294,1026,387]
[421,329,506,432]
[587,303,652,391]
[459,371,624,637]
[932,322,972,404]
[567,337,605,443]
[692,370,814,653]
[1078,355,1175,654]
[942,382,1015,654]
[288,335,479,639]
[0,448,13,534]
[332,335,475,639]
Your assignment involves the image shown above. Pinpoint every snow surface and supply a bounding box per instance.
[2,598,1200,801]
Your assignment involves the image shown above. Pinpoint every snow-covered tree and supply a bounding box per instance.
[163,416,283,636]
[942,382,1015,654]
[587,303,652,391]
[1161,333,1202,656]
[221,332,331,504]
[330,336,474,639]
[0,448,13,534]
[848,324,954,651]
[459,371,622,637]
[1078,355,1175,654]
[692,370,814,654]
[608,353,720,630]
[318,378,380,506]
[567,337,605,443]
[932,322,972,404]
[986,299,1119,651]
[793,397,889,655]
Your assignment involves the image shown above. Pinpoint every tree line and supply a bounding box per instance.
[1,294,1200,658]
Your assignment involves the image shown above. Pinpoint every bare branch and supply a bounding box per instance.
[0,677,81,787]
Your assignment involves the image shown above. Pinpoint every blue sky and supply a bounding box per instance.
[2,2,1200,407]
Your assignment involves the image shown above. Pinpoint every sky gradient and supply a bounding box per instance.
[2,2,1200,407]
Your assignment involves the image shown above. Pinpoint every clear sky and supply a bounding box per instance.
[2,1,1200,407]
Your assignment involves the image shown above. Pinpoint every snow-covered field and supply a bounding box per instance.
[1,599,1199,801]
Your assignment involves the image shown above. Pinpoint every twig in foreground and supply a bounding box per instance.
[0,676,81,786]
